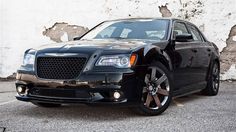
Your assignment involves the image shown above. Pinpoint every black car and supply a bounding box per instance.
[15,18,220,115]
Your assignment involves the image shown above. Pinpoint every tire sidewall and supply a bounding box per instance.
[137,61,173,116]
[207,61,220,95]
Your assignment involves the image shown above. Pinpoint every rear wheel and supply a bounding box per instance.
[32,102,61,107]
[202,61,220,96]
[135,62,173,116]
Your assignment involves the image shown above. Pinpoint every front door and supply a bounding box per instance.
[171,22,199,90]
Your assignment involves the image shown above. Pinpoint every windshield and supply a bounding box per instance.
[81,19,169,40]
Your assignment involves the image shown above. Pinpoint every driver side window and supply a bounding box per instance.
[173,22,188,37]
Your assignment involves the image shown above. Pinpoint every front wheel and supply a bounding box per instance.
[134,62,173,116]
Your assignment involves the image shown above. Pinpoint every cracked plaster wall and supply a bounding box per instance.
[0,0,236,80]
[220,26,236,80]
[42,22,89,42]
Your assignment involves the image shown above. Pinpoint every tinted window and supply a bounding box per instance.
[97,26,116,38]
[173,22,188,36]
[81,19,169,40]
[188,24,203,41]
[145,30,166,39]
[120,28,132,38]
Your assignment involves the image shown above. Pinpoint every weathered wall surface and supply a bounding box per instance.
[220,26,236,80]
[0,0,236,79]
[42,22,89,42]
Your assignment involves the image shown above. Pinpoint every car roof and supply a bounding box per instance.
[106,17,184,22]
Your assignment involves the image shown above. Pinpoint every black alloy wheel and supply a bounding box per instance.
[202,61,220,96]
[135,62,172,116]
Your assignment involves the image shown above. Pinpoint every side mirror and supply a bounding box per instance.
[175,34,193,42]
[73,36,82,41]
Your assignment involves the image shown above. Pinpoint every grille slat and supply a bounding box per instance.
[29,88,91,98]
[37,57,87,79]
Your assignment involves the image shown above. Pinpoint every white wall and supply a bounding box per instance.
[0,0,236,78]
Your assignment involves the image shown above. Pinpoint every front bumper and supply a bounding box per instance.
[15,71,143,106]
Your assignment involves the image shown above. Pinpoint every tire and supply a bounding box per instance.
[202,61,220,96]
[32,102,62,107]
[134,61,173,116]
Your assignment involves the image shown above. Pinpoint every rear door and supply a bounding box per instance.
[186,23,211,83]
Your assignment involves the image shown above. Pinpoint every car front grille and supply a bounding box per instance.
[29,87,91,99]
[36,57,87,79]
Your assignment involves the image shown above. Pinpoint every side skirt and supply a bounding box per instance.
[172,81,207,98]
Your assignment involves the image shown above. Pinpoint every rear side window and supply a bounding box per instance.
[187,24,203,41]
[173,22,188,36]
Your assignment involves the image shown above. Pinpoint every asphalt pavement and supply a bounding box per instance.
[0,81,235,132]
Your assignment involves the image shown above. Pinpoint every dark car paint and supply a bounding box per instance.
[15,18,219,105]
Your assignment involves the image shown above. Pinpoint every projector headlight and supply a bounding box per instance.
[96,54,137,68]
[23,54,35,65]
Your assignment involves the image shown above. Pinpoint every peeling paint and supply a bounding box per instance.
[220,25,236,79]
[233,36,236,41]
[220,64,236,80]
[42,22,89,42]
[158,4,172,17]
[227,25,236,41]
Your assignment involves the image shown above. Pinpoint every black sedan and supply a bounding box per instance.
[15,18,220,115]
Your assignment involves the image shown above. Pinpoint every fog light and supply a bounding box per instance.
[17,86,26,94]
[113,92,121,99]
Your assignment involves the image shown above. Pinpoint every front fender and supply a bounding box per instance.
[143,45,172,71]
[143,45,161,57]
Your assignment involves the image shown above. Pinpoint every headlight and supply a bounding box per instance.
[23,54,35,65]
[96,54,137,68]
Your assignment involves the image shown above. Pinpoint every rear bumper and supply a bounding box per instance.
[15,71,143,106]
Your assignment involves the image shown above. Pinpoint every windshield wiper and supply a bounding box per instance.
[108,37,126,40]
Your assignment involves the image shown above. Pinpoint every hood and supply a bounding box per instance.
[37,39,148,50]
[35,39,167,56]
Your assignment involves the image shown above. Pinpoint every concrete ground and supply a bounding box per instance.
[0,81,235,132]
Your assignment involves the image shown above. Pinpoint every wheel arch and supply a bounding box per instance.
[214,58,220,67]
[143,46,173,71]
[206,53,220,80]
